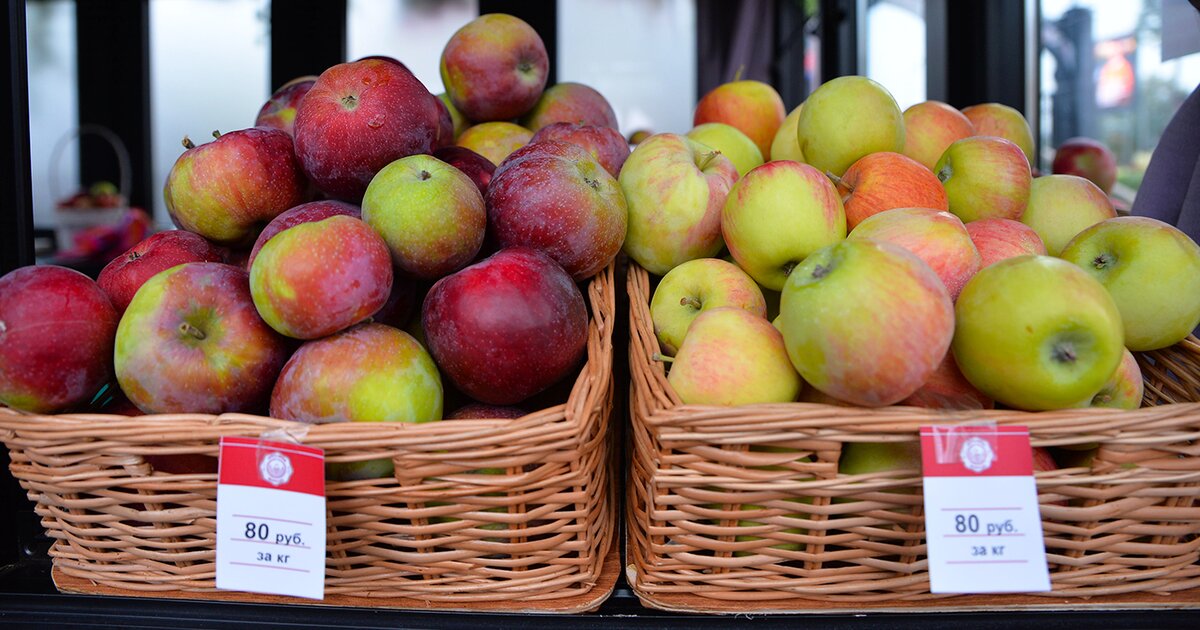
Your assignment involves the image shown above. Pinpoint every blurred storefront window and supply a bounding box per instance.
[25,0,78,230]
[347,0,478,96]
[866,0,927,110]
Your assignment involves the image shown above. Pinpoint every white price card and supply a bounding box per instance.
[216,436,326,600]
[920,425,1051,594]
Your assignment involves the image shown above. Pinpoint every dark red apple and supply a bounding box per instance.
[1052,137,1118,195]
[255,75,318,136]
[432,145,496,197]
[485,142,627,279]
[293,58,442,202]
[432,94,456,149]
[97,230,225,314]
[529,122,631,177]
[370,272,421,329]
[422,248,587,405]
[447,403,527,419]
[247,200,361,269]
[0,266,118,413]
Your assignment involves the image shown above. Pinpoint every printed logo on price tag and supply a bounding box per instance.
[920,425,1051,594]
[216,436,326,600]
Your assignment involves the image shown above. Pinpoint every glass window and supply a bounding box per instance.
[347,0,479,97]
[26,0,78,229]
[558,0,697,137]
[150,0,270,226]
[1040,0,1200,200]
[866,0,927,110]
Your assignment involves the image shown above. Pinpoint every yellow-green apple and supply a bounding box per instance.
[250,215,392,339]
[485,142,627,279]
[722,160,847,291]
[270,323,442,480]
[255,75,317,136]
[935,136,1031,222]
[437,92,470,139]
[833,151,949,229]
[628,129,652,145]
[965,218,1047,268]
[1076,348,1143,409]
[620,134,738,275]
[839,441,921,476]
[446,403,527,419]
[687,122,764,177]
[0,266,117,413]
[650,258,766,356]
[456,121,533,166]
[440,13,548,122]
[962,103,1036,165]
[530,122,630,177]
[1059,216,1200,351]
[797,75,904,177]
[847,207,981,301]
[98,230,225,314]
[1053,137,1118,194]
[693,80,786,160]
[902,100,974,171]
[163,127,309,245]
[1020,174,1115,256]
[115,263,290,414]
[362,154,486,280]
[432,145,495,198]
[422,248,588,405]
[952,255,1124,410]
[666,307,802,405]
[247,200,360,269]
[769,104,804,163]
[778,240,954,407]
[519,81,618,131]
[900,352,993,410]
[293,58,443,202]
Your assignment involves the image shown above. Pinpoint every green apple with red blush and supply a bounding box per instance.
[650,258,766,356]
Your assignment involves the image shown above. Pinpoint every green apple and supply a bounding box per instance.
[650,258,766,356]
[962,103,1036,166]
[1020,174,1116,256]
[952,255,1124,410]
[666,307,802,406]
[778,240,954,407]
[1077,347,1143,409]
[769,104,804,163]
[620,134,739,275]
[839,441,922,476]
[687,122,764,177]
[1060,217,1200,351]
[797,75,904,177]
[722,160,846,291]
[935,136,1031,222]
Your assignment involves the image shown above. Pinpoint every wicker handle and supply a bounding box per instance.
[49,124,132,204]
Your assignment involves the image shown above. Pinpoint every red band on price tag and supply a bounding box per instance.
[920,425,1033,477]
[218,436,325,497]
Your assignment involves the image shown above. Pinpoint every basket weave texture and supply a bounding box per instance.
[626,262,1200,612]
[0,264,617,612]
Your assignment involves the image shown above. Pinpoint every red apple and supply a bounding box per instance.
[529,122,630,177]
[293,58,442,202]
[440,13,549,122]
[447,403,527,419]
[164,127,310,245]
[901,351,993,410]
[0,266,118,413]
[432,93,456,149]
[834,151,949,229]
[422,248,587,406]
[255,75,317,136]
[115,263,290,414]
[1052,137,1118,195]
[520,81,618,131]
[432,145,496,197]
[965,218,1047,269]
[693,80,786,160]
[847,207,981,301]
[1079,347,1144,409]
[902,100,975,171]
[370,272,421,330]
[247,200,361,269]
[98,230,225,314]
[250,215,393,339]
[486,142,627,279]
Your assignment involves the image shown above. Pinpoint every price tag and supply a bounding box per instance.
[215,436,326,600]
[920,425,1051,594]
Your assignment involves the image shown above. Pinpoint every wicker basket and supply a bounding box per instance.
[626,261,1200,614]
[0,264,617,614]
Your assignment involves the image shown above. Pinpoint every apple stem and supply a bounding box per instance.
[825,170,848,189]
[179,322,207,341]
[181,136,195,150]
[733,64,745,82]
[653,353,675,364]
[212,130,222,139]
[698,151,721,171]
[680,296,703,310]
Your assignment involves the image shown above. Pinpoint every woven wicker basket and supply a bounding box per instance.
[0,264,617,614]
[626,261,1200,614]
